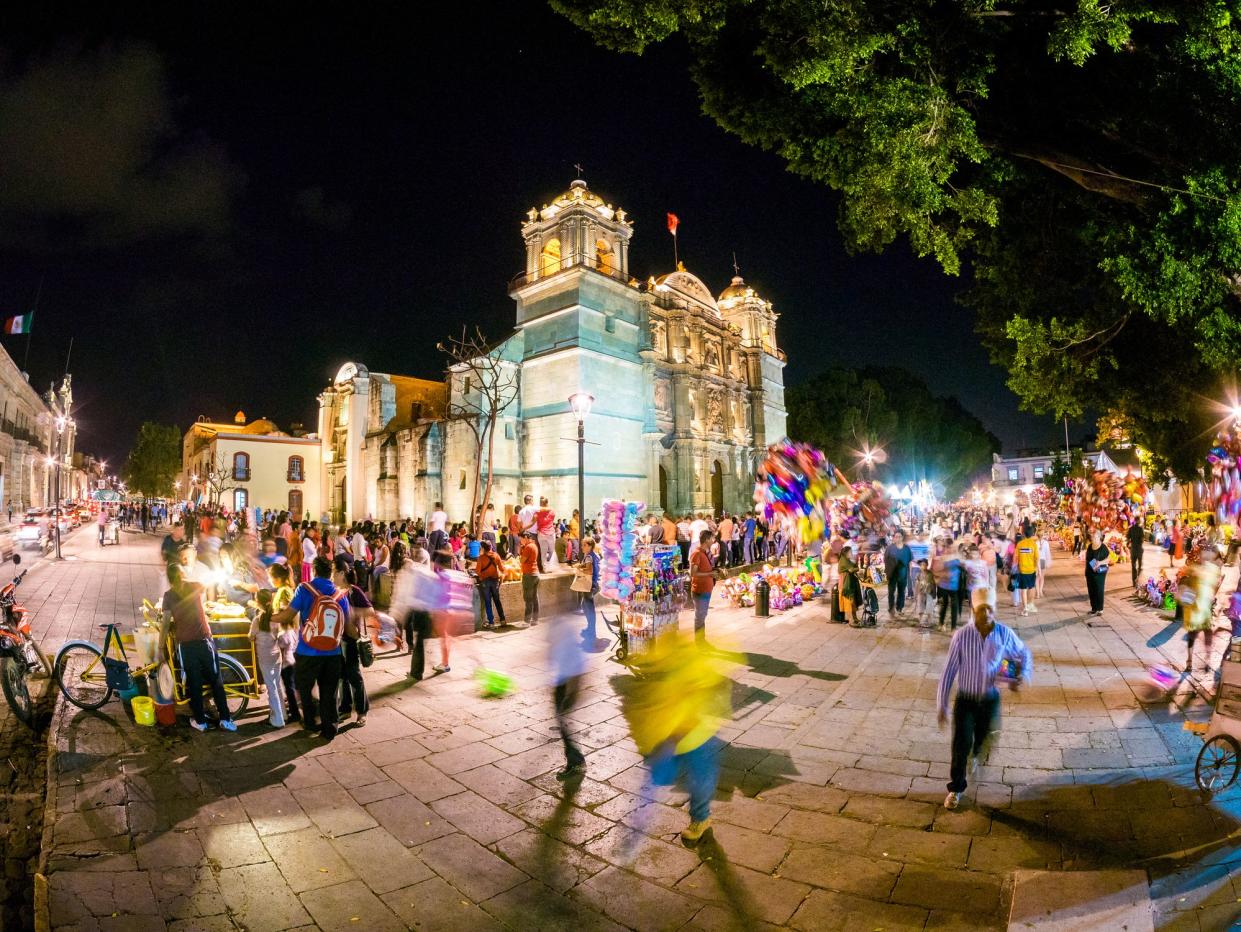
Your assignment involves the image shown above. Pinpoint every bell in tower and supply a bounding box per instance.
[517,178,633,287]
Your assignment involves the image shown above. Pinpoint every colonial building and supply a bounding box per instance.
[0,344,62,514]
[316,178,786,524]
[181,413,321,519]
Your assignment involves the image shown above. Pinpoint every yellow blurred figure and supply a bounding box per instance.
[628,633,734,847]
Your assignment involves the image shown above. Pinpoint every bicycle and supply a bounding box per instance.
[55,618,255,720]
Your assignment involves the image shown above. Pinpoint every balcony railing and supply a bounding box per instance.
[508,252,635,292]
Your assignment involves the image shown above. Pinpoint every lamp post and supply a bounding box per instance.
[568,392,594,563]
[51,414,71,560]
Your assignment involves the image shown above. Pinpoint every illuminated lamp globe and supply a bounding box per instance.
[568,392,594,423]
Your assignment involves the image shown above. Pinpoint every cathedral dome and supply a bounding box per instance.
[718,275,758,303]
[653,269,720,315]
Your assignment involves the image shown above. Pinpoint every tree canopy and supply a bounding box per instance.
[122,422,181,497]
[553,0,1241,480]
[785,366,999,498]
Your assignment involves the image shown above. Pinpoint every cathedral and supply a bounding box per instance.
[316,178,786,525]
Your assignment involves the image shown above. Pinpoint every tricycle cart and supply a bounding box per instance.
[1190,638,1241,792]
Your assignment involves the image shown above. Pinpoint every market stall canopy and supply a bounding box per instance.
[90,490,123,502]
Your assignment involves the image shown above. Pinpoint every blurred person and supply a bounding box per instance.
[1127,518,1145,588]
[937,602,1032,810]
[883,531,912,616]
[475,540,506,627]
[520,532,540,626]
[931,537,962,630]
[690,530,716,642]
[548,603,589,780]
[1182,546,1223,675]
[1084,530,1110,616]
[430,550,473,674]
[535,497,556,568]
[576,537,600,643]
[1013,528,1040,616]
[1035,530,1052,599]
[963,545,992,609]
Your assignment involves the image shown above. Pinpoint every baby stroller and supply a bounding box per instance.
[852,551,881,627]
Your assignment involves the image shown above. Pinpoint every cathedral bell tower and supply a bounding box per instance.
[717,275,787,449]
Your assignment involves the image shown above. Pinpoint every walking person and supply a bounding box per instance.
[334,563,371,727]
[273,556,356,741]
[390,556,434,681]
[690,530,716,643]
[1183,547,1224,675]
[1013,528,1041,616]
[248,589,286,728]
[520,532,540,626]
[1127,518,1145,588]
[884,531,912,616]
[1084,530,1110,616]
[267,562,300,722]
[932,537,962,630]
[548,607,589,781]
[1035,530,1052,599]
[475,541,507,627]
[535,498,556,569]
[574,537,600,643]
[159,564,238,733]
[937,602,1032,810]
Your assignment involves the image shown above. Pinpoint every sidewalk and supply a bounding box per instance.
[32,534,1241,930]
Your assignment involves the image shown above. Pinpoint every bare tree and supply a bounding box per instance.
[201,452,240,508]
[438,326,520,536]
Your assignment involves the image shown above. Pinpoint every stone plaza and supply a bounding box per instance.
[22,528,1241,930]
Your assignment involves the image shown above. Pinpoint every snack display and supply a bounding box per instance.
[600,499,644,600]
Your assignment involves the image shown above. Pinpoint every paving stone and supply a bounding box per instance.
[348,777,406,806]
[675,861,811,926]
[299,877,406,930]
[967,834,1061,871]
[149,865,226,921]
[583,743,645,780]
[829,767,913,797]
[494,741,567,780]
[426,739,508,775]
[494,828,609,893]
[778,848,901,899]
[710,790,790,832]
[510,793,616,846]
[361,735,431,767]
[772,810,876,851]
[329,826,435,895]
[789,888,928,931]
[889,865,1002,914]
[754,782,848,813]
[278,755,337,789]
[237,784,311,835]
[571,864,702,932]
[1062,747,1133,770]
[706,821,791,873]
[294,779,380,837]
[482,878,627,931]
[318,750,389,786]
[841,794,936,828]
[261,825,357,893]
[382,757,465,802]
[217,861,312,930]
[381,876,504,931]
[430,790,527,844]
[197,822,269,869]
[48,870,159,925]
[1009,867,1153,930]
[364,793,455,847]
[530,770,622,807]
[414,831,528,902]
[583,824,702,885]
[414,723,492,753]
[868,825,971,867]
[134,831,205,871]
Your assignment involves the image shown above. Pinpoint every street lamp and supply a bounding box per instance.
[568,392,594,562]
[49,414,73,559]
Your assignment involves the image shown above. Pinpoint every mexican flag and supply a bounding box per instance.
[3,314,29,335]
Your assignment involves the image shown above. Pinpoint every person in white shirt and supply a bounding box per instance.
[351,528,368,562]
[689,514,710,552]
[518,495,537,534]
[428,502,449,552]
[300,532,317,583]
[1036,530,1053,598]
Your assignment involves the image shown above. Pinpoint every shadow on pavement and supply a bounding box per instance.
[1146,619,1182,649]
[701,644,847,684]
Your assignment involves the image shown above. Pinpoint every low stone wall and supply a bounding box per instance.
[477,571,581,625]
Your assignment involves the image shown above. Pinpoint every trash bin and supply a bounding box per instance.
[755,579,770,617]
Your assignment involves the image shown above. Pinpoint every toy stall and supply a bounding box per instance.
[721,559,823,612]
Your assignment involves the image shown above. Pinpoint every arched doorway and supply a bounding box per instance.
[288,489,303,522]
[710,460,724,517]
[658,464,668,513]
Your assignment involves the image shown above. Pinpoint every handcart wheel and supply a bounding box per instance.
[1195,734,1241,793]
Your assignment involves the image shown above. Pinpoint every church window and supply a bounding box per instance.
[504,422,514,440]
[539,238,562,278]
[232,452,250,481]
[233,488,248,511]
[595,239,614,276]
[287,455,304,482]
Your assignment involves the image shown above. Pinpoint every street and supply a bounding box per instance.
[26,530,1241,930]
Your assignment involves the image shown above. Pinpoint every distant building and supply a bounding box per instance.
[0,343,63,514]
[181,412,321,520]
[314,177,788,525]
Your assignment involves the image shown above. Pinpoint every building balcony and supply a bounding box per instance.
[508,252,635,293]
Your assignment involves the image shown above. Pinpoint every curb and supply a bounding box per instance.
[33,682,64,932]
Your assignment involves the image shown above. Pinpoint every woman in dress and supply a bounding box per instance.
[1084,530,1110,616]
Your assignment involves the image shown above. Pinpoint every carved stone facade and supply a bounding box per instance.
[314,179,786,524]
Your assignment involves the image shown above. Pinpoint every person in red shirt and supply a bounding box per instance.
[690,530,716,643]
[520,533,540,625]
[535,498,556,569]
[476,541,507,627]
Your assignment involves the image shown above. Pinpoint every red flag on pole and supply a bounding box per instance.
[666,212,679,236]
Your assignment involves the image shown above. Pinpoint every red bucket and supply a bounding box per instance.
[154,701,176,727]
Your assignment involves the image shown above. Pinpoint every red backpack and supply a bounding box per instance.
[297,583,345,652]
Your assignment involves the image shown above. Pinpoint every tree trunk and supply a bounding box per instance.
[468,420,484,537]
[478,413,498,538]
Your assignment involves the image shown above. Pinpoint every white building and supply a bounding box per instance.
[181,413,321,519]
[316,178,788,525]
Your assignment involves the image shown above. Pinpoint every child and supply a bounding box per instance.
[914,558,936,626]
[275,604,300,723]
[248,589,286,728]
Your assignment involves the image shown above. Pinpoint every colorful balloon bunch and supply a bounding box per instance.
[1071,470,1144,531]
[600,499,644,600]
[753,441,849,544]
[1206,429,1241,526]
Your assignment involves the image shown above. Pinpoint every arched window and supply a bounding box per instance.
[287,455,304,482]
[595,238,614,276]
[539,237,561,278]
[233,488,248,512]
[232,451,250,481]
[288,489,303,521]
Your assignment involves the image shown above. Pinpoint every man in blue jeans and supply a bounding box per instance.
[690,530,716,643]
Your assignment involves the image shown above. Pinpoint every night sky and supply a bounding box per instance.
[0,2,1078,466]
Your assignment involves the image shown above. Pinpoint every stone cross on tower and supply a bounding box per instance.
[574,163,583,178]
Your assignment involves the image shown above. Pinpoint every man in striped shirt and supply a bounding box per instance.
[937,602,1032,810]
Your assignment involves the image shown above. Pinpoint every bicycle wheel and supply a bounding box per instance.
[217,655,251,720]
[1196,734,1241,793]
[1,655,35,726]
[55,644,113,711]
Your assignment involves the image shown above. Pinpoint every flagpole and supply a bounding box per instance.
[673,232,679,268]
[22,274,42,373]
[64,336,74,377]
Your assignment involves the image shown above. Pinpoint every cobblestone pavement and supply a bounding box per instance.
[30,532,1241,931]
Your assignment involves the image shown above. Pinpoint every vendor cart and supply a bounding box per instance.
[101,519,120,546]
[602,545,686,673]
[204,600,260,693]
[1191,638,1241,792]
